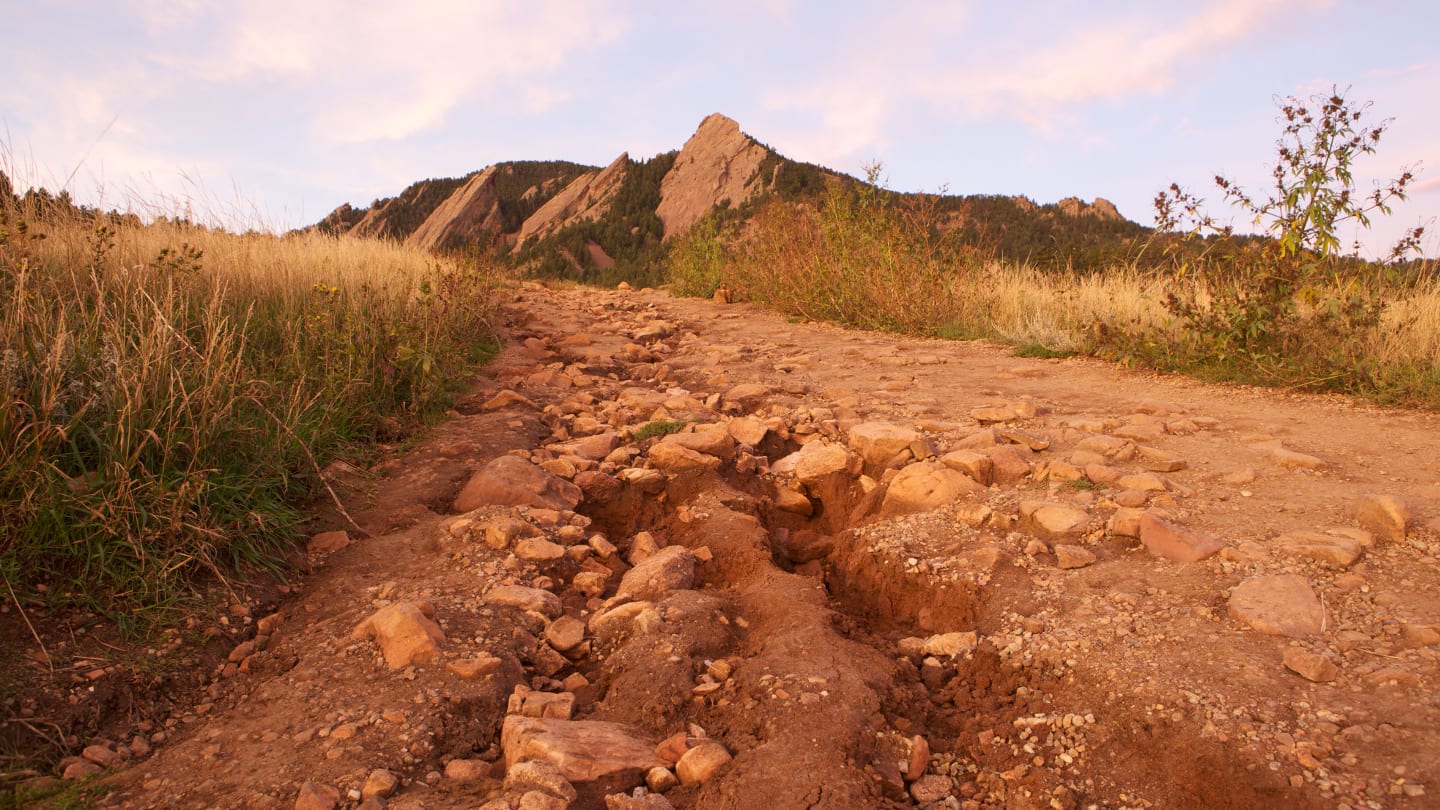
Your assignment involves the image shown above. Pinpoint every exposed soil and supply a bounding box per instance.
[5,282,1439,809]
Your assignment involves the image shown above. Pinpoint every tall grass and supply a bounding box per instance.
[0,195,500,614]
[668,185,1440,408]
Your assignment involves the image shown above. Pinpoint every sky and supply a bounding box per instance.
[3,0,1438,258]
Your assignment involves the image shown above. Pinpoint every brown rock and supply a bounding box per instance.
[790,441,860,486]
[848,422,923,468]
[1019,501,1090,539]
[1118,472,1168,492]
[720,383,772,413]
[572,571,610,598]
[616,546,696,601]
[969,406,1019,424]
[447,655,503,680]
[726,417,770,447]
[61,759,103,780]
[506,759,579,803]
[487,585,564,618]
[502,716,664,791]
[588,601,658,642]
[647,442,721,474]
[996,426,1050,451]
[1283,648,1338,682]
[351,602,445,669]
[774,486,814,516]
[1229,574,1328,637]
[545,616,588,653]
[660,429,735,461]
[646,765,679,793]
[605,793,676,809]
[515,537,568,563]
[574,470,622,504]
[294,782,341,810]
[307,530,352,555]
[881,462,985,517]
[675,741,732,785]
[939,449,993,486]
[482,390,538,412]
[1274,531,1363,568]
[922,631,978,659]
[1139,513,1223,562]
[1356,494,1411,543]
[81,744,122,768]
[1137,446,1187,472]
[455,456,582,512]
[906,735,930,781]
[1055,544,1097,569]
[557,432,621,461]
[1108,507,1145,538]
[909,774,952,803]
[361,769,399,800]
[444,758,492,782]
[1265,443,1325,470]
[983,445,1033,485]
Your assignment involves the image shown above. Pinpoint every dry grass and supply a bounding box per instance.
[668,190,1440,408]
[1,196,500,616]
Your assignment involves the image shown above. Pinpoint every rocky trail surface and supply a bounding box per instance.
[72,283,1440,809]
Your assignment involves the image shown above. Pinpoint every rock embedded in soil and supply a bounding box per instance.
[605,793,676,810]
[848,422,923,468]
[294,782,341,810]
[675,741,733,785]
[1356,494,1412,543]
[1274,530,1363,568]
[909,773,953,803]
[444,758,492,782]
[616,546,696,601]
[647,442,722,473]
[880,462,985,517]
[922,631,978,659]
[1138,513,1223,562]
[788,440,860,486]
[447,654,503,680]
[1228,574,1328,638]
[939,449,993,485]
[1019,500,1090,539]
[361,769,400,800]
[502,716,664,792]
[1055,544,1097,569]
[506,759,579,803]
[454,455,583,512]
[545,616,587,653]
[487,585,564,618]
[350,601,446,669]
[307,530,352,555]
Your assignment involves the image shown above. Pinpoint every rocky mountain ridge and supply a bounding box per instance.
[307,115,1139,279]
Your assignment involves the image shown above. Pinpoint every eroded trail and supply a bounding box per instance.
[98,284,1440,810]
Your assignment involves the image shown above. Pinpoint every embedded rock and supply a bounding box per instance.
[454,456,582,513]
[350,602,445,669]
[1228,574,1327,638]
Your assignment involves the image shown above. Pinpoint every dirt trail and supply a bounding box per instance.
[69,283,1440,809]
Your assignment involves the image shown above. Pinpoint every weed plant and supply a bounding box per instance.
[0,194,500,616]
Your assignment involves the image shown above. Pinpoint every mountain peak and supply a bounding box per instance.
[656,114,772,237]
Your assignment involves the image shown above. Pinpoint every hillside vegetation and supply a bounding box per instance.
[0,184,500,618]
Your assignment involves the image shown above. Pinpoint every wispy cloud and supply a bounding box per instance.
[933,0,1334,131]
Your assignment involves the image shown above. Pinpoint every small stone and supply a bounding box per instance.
[572,571,610,598]
[906,735,930,782]
[646,766,679,793]
[1054,544,1097,569]
[922,631,978,659]
[444,758,492,782]
[294,782,341,810]
[506,759,579,803]
[939,450,993,486]
[1283,648,1339,682]
[1356,494,1411,543]
[515,538,568,563]
[909,773,952,803]
[307,530,352,555]
[1267,445,1325,470]
[81,744,122,768]
[647,442,722,473]
[676,741,732,785]
[1137,446,1187,472]
[545,616,588,653]
[350,602,445,669]
[361,769,399,800]
[62,760,103,780]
